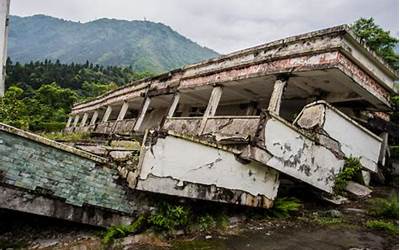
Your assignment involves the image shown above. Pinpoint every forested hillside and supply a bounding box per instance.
[1,59,152,131]
[8,15,219,72]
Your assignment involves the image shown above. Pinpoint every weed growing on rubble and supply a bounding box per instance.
[195,212,229,232]
[148,202,191,232]
[42,131,90,141]
[102,214,147,245]
[334,157,362,194]
[368,195,399,219]
[197,214,216,232]
[366,220,398,235]
[268,197,302,218]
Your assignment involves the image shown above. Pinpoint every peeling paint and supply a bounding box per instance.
[295,101,382,172]
[265,117,344,193]
[136,135,279,207]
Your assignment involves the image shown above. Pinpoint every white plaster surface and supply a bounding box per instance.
[265,118,344,193]
[137,136,279,199]
[323,108,381,172]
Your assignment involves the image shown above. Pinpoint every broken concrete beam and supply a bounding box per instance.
[136,134,279,208]
[214,133,249,144]
[295,101,383,173]
[265,115,344,193]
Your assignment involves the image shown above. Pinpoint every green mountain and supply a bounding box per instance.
[8,15,219,72]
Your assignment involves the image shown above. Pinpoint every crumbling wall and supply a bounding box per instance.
[0,129,136,226]
[264,116,344,193]
[136,135,279,208]
[295,101,382,172]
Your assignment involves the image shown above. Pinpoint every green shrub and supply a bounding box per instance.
[102,214,147,245]
[197,214,216,231]
[368,195,399,219]
[269,197,302,218]
[334,157,362,194]
[214,213,229,229]
[148,202,191,232]
[366,220,398,235]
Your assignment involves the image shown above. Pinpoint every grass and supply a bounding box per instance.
[101,201,231,244]
[366,220,398,235]
[314,217,344,225]
[110,140,141,150]
[101,197,301,244]
[41,131,90,142]
[368,195,399,219]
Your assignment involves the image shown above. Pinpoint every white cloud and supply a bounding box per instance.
[9,0,399,54]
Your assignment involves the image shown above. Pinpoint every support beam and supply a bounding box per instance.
[66,116,73,128]
[245,102,258,116]
[80,113,89,127]
[73,115,80,127]
[183,92,209,103]
[199,86,223,134]
[90,111,99,125]
[102,106,112,123]
[134,97,151,131]
[167,93,180,118]
[267,77,288,114]
[0,0,10,97]
[117,101,129,121]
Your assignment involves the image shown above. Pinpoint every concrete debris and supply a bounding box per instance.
[321,209,342,218]
[344,208,367,214]
[321,194,349,205]
[345,181,372,197]
[109,150,134,161]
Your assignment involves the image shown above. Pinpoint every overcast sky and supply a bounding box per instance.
[9,0,399,54]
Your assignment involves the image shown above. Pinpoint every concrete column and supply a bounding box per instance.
[80,113,89,127]
[0,0,10,97]
[66,116,73,128]
[134,97,151,131]
[199,86,223,133]
[102,106,112,122]
[90,110,99,125]
[117,101,129,121]
[167,93,180,118]
[267,77,287,114]
[73,115,80,127]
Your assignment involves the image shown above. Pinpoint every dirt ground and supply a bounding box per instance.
[0,186,398,250]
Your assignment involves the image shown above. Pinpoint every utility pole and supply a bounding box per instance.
[0,0,10,97]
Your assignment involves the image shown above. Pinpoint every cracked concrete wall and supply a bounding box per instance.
[295,101,382,172]
[136,135,279,208]
[264,117,344,193]
[0,127,137,226]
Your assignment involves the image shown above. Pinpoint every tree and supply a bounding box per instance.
[0,86,29,129]
[351,18,399,70]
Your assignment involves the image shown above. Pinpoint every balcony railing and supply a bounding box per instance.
[113,119,137,134]
[163,116,260,141]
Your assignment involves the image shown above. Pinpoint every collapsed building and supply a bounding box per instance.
[0,25,397,227]
[64,25,397,209]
